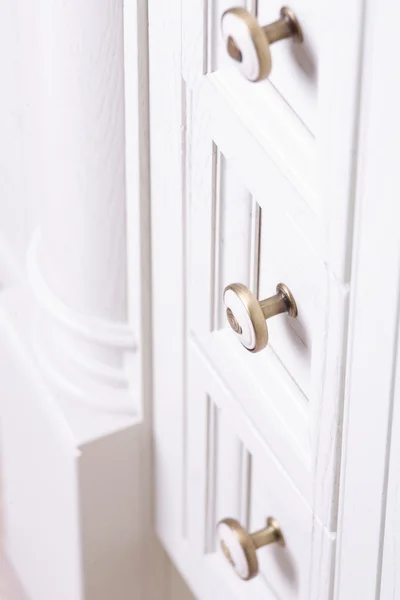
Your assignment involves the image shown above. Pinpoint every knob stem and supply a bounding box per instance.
[263,7,303,45]
[263,19,293,45]
[251,517,284,549]
[251,525,277,549]
[259,291,288,320]
[259,282,298,320]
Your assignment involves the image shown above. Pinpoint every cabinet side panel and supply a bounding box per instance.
[148,0,187,558]
[334,0,400,597]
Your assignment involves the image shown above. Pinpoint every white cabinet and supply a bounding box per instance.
[149,0,400,598]
[1,1,399,599]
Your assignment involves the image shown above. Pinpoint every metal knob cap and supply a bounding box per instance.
[217,517,284,580]
[221,6,303,82]
[224,282,297,353]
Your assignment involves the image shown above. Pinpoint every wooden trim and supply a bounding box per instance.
[319,0,366,281]
[334,0,400,597]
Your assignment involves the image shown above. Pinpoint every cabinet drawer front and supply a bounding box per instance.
[182,0,364,280]
[185,0,316,132]
[257,205,327,400]
[188,95,347,509]
[186,345,334,600]
[256,0,317,133]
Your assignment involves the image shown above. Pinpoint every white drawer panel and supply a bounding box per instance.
[250,459,316,600]
[188,87,348,524]
[191,145,327,403]
[199,0,317,134]
[181,0,364,281]
[257,0,317,133]
[186,345,334,600]
[258,205,327,399]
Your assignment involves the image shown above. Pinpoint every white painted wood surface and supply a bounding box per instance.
[256,0,317,133]
[380,323,400,600]
[319,0,366,282]
[1,0,398,598]
[148,0,191,582]
[0,1,193,599]
[334,0,400,598]
[149,0,369,596]
[185,50,348,535]
[148,0,400,598]
[187,344,333,600]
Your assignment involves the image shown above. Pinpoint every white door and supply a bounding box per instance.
[149,0,365,598]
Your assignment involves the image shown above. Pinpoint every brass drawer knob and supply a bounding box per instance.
[221,6,303,82]
[224,282,297,353]
[217,517,284,580]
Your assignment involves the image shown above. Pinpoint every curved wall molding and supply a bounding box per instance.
[28,229,136,350]
[25,0,136,416]
[27,229,137,414]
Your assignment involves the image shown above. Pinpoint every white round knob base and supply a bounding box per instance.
[217,518,258,580]
[216,517,285,581]
[221,8,271,82]
[223,283,268,352]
